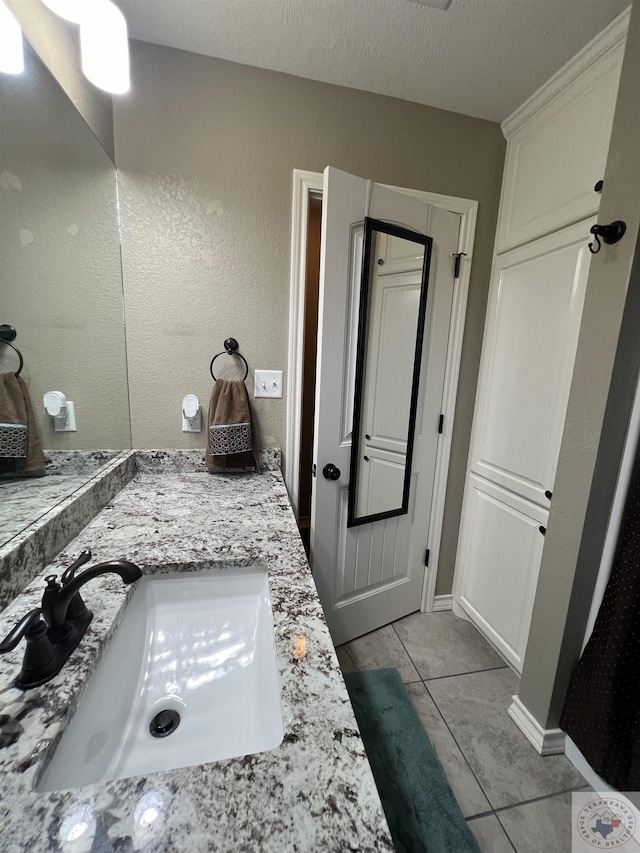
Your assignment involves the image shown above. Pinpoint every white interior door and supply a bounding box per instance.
[311,166,460,645]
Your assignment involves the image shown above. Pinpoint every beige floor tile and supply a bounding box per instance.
[406,682,491,818]
[335,645,357,674]
[427,668,586,809]
[497,792,573,853]
[468,815,515,853]
[342,624,420,682]
[394,611,507,679]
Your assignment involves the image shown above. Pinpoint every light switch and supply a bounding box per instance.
[254,370,283,398]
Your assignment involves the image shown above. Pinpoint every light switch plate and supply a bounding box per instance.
[254,370,283,398]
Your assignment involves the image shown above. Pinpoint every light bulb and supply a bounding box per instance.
[0,1,24,75]
[80,0,130,94]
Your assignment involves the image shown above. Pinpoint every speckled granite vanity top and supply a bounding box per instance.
[0,452,392,852]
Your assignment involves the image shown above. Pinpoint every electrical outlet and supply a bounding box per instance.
[54,400,76,432]
[182,411,201,432]
[254,370,283,398]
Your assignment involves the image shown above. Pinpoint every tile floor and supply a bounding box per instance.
[336,610,589,853]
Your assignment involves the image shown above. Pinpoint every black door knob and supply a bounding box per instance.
[539,526,546,535]
[544,490,553,500]
[322,463,341,481]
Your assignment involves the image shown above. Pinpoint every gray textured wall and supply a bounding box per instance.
[518,0,640,728]
[114,42,505,594]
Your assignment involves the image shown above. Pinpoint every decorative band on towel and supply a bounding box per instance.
[0,423,28,458]
[209,422,252,456]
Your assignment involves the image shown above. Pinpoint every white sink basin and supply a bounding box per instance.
[37,567,283,791]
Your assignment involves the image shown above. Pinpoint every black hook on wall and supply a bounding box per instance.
[588,220,627,255]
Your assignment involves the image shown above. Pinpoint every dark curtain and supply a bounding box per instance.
[560,484,640,789]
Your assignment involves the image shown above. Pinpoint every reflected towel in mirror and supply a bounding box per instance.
[0,374,46,477]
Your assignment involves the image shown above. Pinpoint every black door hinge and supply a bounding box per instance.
[312,463,316,477]
[424,549,430,567]
[451,252,467,278]
[438,414,444,434]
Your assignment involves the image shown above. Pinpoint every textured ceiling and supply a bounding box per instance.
[116,0,630,122]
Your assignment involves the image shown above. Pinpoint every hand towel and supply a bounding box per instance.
[0,373,46,477]
[205,379,260,473]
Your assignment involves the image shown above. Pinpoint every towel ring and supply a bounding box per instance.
[210,337,249,382]
[0,326,23,377]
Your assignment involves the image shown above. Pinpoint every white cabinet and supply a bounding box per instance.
[456,475,547,670]
[452,10,628,673]
[497,29,625,253]
[471,221,593,507]
[456,225,592,670]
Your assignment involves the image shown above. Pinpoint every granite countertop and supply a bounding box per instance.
[0,455,393,852]
[0,451,124,545]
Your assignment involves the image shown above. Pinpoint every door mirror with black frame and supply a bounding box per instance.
[347,218,432,528]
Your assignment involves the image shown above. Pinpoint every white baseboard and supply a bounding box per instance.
[432,594,452,612]
[565,737,617,793]
[508,695,566,756]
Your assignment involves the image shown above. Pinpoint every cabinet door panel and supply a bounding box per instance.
[497,43,623,252]
[456,475,547,671]
[471,221,592,506]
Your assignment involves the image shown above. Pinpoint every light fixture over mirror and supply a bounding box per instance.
[80,0,130,94]
[348,218,432,528]
[40,0,130,94]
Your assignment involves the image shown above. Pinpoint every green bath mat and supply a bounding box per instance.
[344,668,480,853]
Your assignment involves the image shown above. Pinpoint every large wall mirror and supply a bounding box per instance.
[0,36,130,550]
[348,218,432,528]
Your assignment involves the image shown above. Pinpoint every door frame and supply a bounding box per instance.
[286,168,478,612]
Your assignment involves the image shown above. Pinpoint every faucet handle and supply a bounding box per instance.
[61,549,92,585]
[0,608,43,653]
[60,552,92,622]
[0,608,58,689]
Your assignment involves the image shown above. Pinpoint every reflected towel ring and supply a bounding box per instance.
[210,337,249,381]
[0,325,23,377]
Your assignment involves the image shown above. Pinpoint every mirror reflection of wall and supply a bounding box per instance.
[0,37,131,546]
[349,219,431,527]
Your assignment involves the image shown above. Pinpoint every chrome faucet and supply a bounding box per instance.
[0,550,142,689]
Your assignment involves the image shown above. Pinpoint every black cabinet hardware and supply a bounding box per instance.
[588,221,626,254]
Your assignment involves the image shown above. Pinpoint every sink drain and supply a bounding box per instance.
[149,709,181,738]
